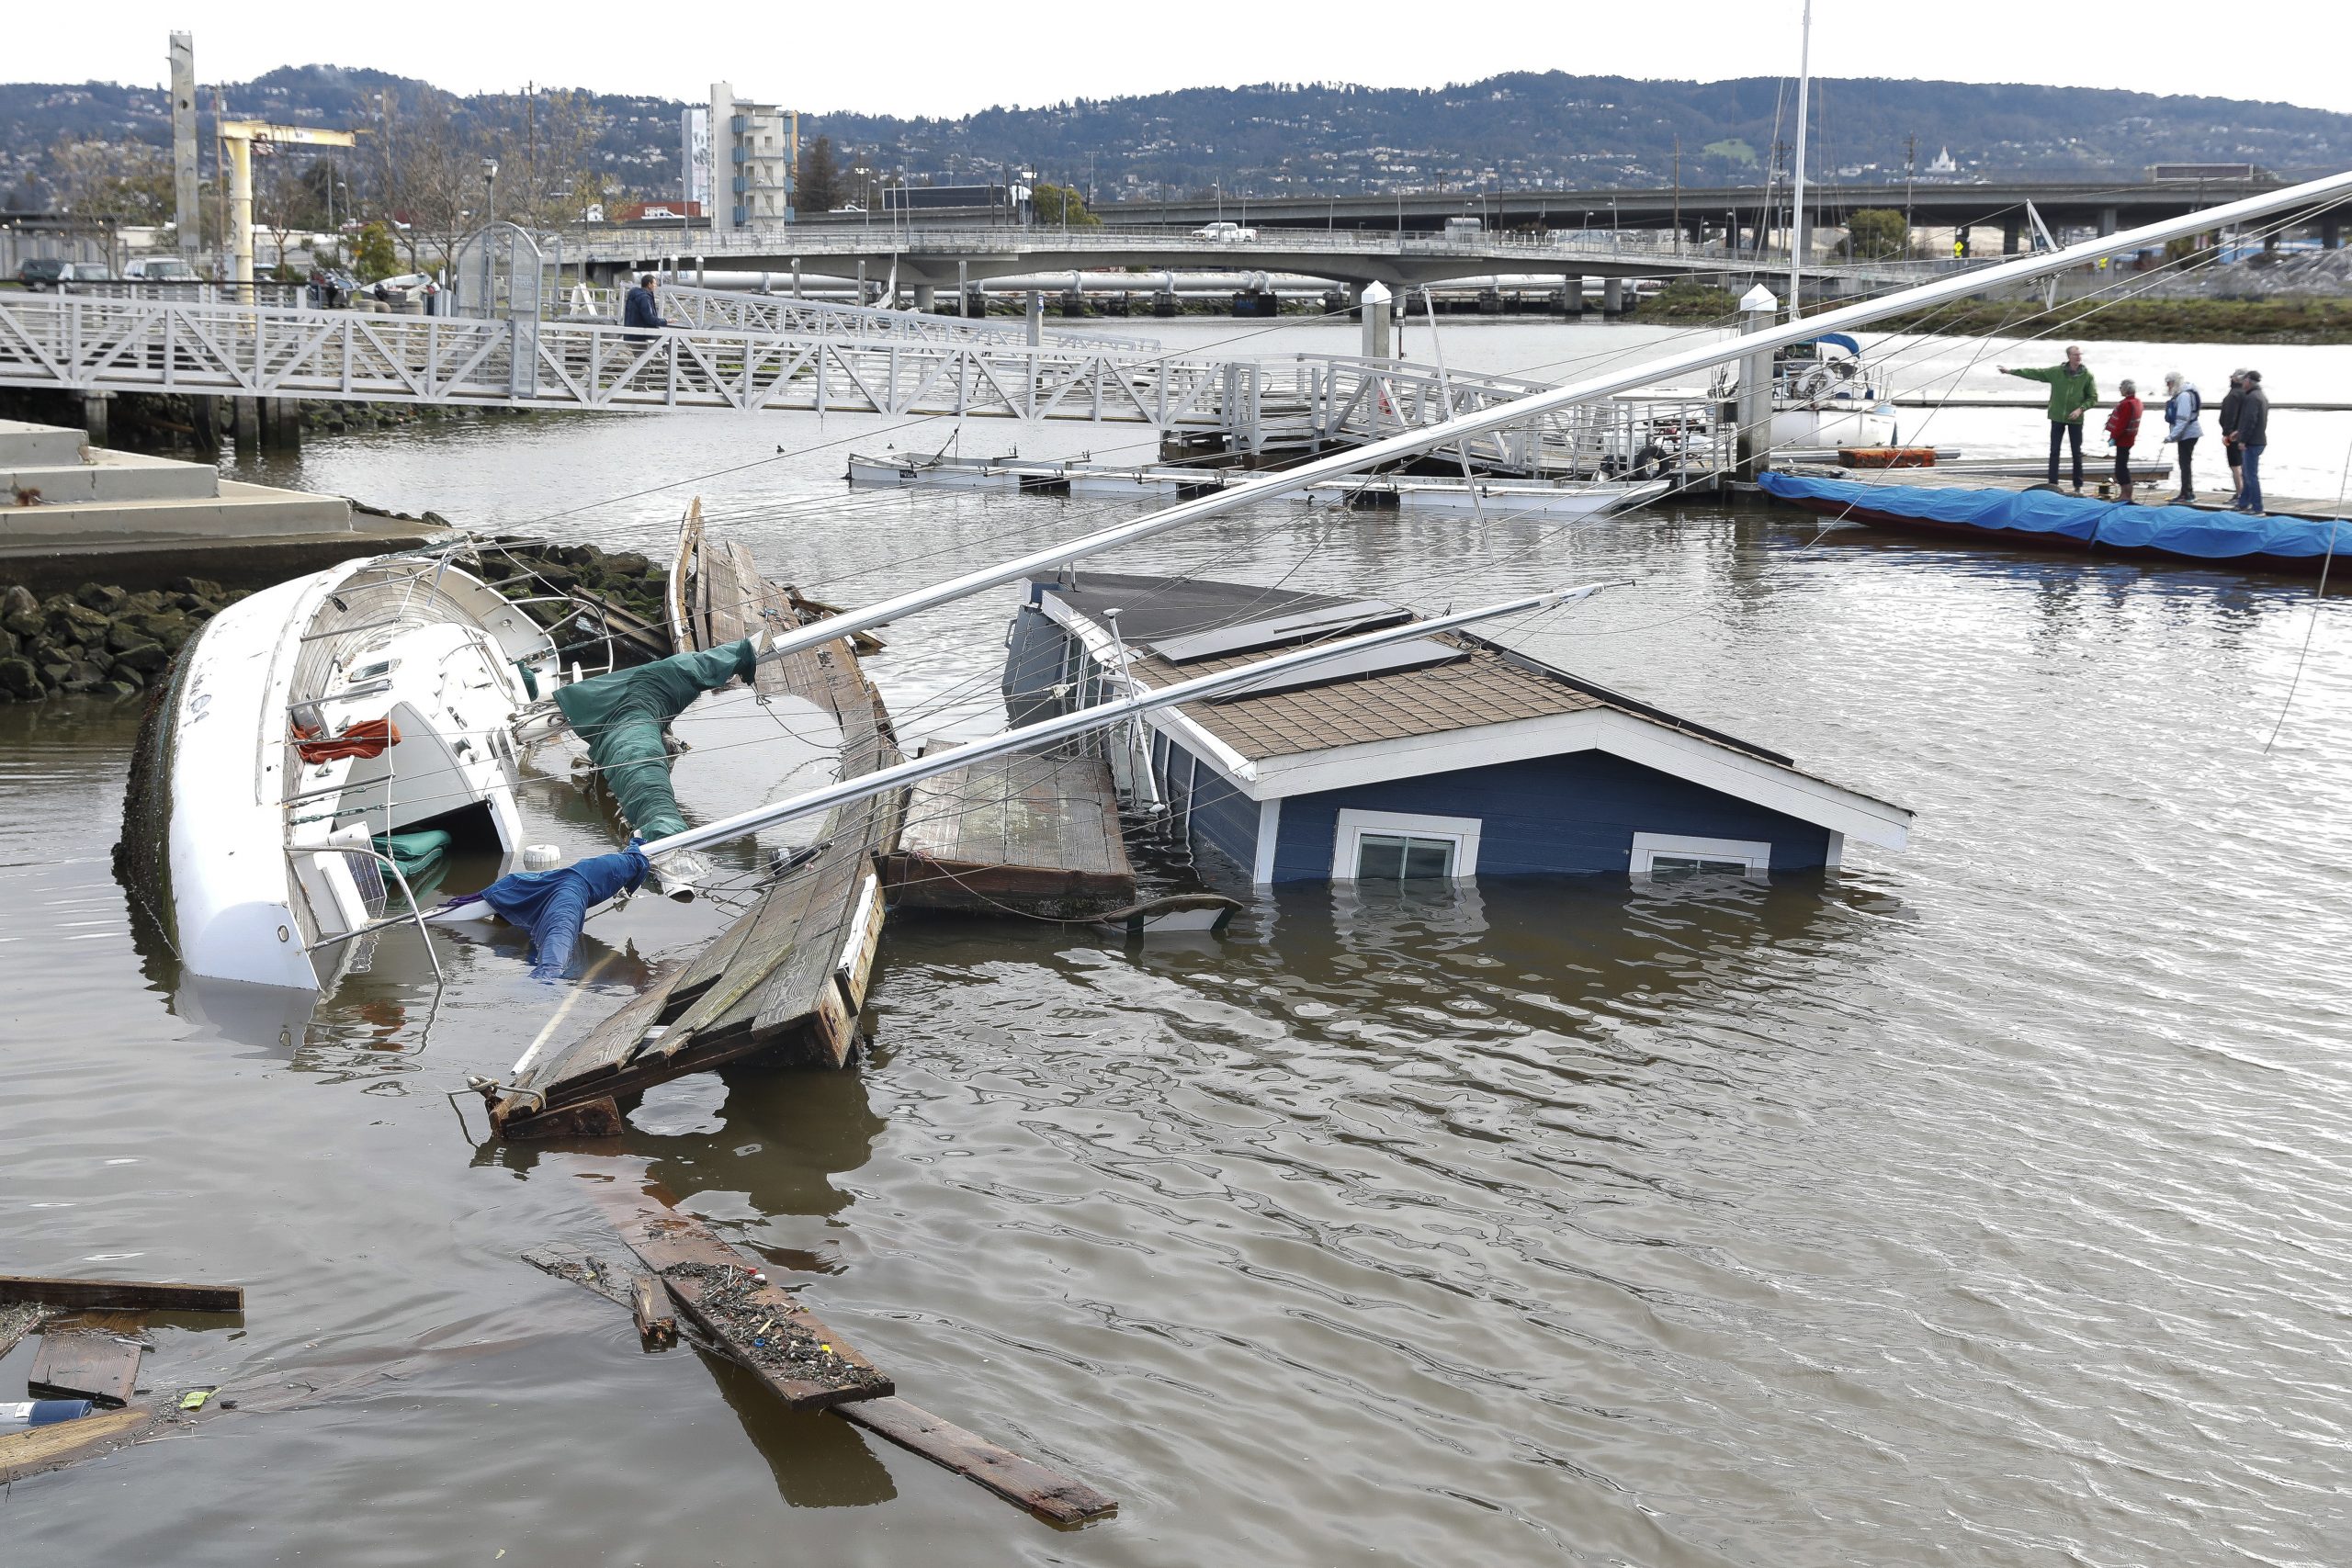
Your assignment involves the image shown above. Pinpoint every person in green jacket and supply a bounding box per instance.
[1998,345,2099,491]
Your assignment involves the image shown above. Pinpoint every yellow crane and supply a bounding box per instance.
[217,121,357,297]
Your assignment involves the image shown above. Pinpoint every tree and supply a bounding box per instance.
[48,137,173,224]
[350,220,399,281]
[1033,182,1101,229]
[1841,208,1909,259]
[796,135,841,214]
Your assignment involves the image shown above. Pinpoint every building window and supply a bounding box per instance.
[1630,831,1771,879]
[1332,808,1481,882]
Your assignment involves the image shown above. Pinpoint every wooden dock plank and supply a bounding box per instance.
[592,1197,891,1410]
[0,1274,243,1314]
[840,1396,1118,1525]
[31,1328,142,1406]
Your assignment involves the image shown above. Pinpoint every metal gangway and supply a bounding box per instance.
[0,286,1722,475]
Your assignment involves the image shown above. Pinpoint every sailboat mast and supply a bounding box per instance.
[1789,0,1813,319]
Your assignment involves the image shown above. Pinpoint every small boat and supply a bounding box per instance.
[1759,471,2352,575]
[120,550,560,991]
[1766,334,1901,451]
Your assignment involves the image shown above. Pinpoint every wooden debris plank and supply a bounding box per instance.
[834,871,886,1014]
[703,540,750,647]
[838,1396,1118,1526]
[749,575,800,700]
[0,1274,243,1314]
[31,1329,143,1406]
[506,963,685,1106]
[587,1193,891,1410]
[0,1407,158,1483]
[568,587,670,663]
[662,897,764,1006]
[885,750,1136,913]
[654,868,826,1044]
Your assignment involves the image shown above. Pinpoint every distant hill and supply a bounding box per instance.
[6,65,2348,212]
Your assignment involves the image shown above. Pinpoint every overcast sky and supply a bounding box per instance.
[11,2,2348,118]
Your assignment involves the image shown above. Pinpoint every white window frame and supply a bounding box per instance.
[1630,831,1772,879]
[1332,808,1482,883]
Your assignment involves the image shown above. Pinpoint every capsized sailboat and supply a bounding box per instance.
[119,550,560,991]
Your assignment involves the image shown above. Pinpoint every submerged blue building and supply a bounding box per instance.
[1002,573,1912,886]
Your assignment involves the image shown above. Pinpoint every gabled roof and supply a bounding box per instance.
[1034,571,1914,850]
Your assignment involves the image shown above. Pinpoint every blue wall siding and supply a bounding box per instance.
[1268,750,1832,882]
[1166,738,1262,876]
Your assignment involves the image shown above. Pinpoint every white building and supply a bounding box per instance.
[711,82,797,232]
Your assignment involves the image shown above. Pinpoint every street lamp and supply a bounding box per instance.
[481,157,499,231]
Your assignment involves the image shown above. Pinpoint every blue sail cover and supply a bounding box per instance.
[476,845,650,978]
[1760,472,2352,563]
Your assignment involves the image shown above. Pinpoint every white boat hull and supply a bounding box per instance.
[141,553,559,991]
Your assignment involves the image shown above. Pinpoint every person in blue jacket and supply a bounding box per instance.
[623,273,669,343]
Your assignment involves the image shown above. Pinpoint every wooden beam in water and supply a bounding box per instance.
[0,1274,243,1314]
[0,1407,158,1483]
[839,1397,1118,1526]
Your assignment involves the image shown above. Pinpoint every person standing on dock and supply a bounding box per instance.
[2233,370,2270,513]
[2218,371,2249,504]
[2105,379,2143,503]
[2159,372,2203,503]
[1998,346,2098,491]
[624,273,670,343]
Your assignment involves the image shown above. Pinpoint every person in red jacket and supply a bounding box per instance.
[2105,378,2143,503]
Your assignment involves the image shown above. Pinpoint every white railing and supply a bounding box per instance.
[549,281,1162,353]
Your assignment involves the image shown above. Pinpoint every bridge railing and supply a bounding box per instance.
[551,281,1164,353]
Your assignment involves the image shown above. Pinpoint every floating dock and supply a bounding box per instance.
[882,744,1137,917]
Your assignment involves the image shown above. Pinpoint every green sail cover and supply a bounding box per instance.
[553,638,757,840]
[373,829,452,882]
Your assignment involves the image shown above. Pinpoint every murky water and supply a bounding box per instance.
[6,318,2350,1565]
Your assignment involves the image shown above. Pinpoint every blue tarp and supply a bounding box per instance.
[1758,472,2352,563]
[476,845,650,978]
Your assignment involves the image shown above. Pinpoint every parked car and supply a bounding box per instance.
[16,257,67,289]
[123,256,200,282]
[53,262,117,290]
[1192,220,1259,243]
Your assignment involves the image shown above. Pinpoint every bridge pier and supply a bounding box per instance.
[1024,290,1043,345]
[1152,290,1179,318]
[964,288,988,318]
[2005,219,2023,254]
[2325,217,2343,250]
[189,394,220,450]
[72,390,110,446]
[1559,276,1585,317]
[261,397,300,453]
[1060,289,1088,318]
[1601,277,1626,316]
[232,396,261,450]
[2098,208,2119,237]
[912,283,935,312]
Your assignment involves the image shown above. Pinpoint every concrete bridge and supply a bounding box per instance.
[564,223,1959,310]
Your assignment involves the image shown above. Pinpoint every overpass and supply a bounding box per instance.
[1093,176,2320,251]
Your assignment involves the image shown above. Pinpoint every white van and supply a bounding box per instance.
[124,256,200,282]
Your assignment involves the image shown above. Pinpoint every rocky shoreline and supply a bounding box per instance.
[0,541,668,704]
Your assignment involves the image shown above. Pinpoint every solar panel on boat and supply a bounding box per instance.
[1145,599,1407,663]
[1202,637,1463,703]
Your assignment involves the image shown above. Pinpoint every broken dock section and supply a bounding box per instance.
[881,744,1137,917]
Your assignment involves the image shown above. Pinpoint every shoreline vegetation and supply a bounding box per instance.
[1634,280,2352,344]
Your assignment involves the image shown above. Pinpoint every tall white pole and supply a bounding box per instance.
[1789,0,1813,321]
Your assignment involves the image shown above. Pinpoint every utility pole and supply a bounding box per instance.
[1905,133,1917,259]
[169,32,199,263]
[1671,133,1681,254]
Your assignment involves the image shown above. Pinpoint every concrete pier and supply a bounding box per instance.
[1602,278,1626,315]
[1561,276,1586,317]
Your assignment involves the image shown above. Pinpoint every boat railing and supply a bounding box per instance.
[296,841,447,985]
